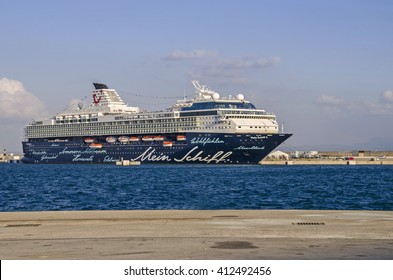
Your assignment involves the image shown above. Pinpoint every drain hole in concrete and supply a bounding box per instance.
[6,224,41,228]
[292,222,325,226]
[211,241,258,249]
[212,215,239,218]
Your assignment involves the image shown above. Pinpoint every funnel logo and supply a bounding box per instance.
[93,93,101,104]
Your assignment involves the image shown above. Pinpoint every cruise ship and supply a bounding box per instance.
[22,81,292,164]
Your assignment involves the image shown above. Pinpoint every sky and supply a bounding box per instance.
[1,0,393,153]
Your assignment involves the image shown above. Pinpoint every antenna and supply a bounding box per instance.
[191,80,219,99]
[183,81,186,100]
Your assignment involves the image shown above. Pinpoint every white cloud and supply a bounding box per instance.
[162,49,217,60]
[316,91,393,116]
[163,49,280,86]
[316,94,345,106]
[314,94,347,116]
[381,90,393,103]
[212,56,281,69]
[0,77,46,120]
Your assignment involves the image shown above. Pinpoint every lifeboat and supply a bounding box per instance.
[176,135,186,141]
[163,141,173,147]
[84,137,94,143]
[89,143,103,148]
[118,136,130,143]
[129,136,139,142]
[142,136,153,141]
[106,136,117,143]
[153,135,165,141]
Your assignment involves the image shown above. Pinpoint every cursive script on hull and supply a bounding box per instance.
[131,146,232,163]
[234,145,265,150]
[72,155,94,162]
[131,147,171,162]
[41,155,58,161]
[174,146,232,163]
[190,137,224,146]
[59,147,107,155]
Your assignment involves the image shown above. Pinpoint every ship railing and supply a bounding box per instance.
[219,109,275,116]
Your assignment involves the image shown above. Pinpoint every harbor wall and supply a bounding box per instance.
[260,159,393,165]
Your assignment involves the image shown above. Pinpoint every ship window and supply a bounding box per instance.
[181,101,256,111]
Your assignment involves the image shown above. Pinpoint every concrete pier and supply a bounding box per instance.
[1,210,393,259]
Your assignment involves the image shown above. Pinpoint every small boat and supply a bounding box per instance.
[106,136,117,143]
[142,136,153,141]
[84,137,94,143]
[176,135,186,141]
[118,136,130,143]
[90,143,103,148]
[129,136,139,142]
[116,159,141,166]
[163,141,173,147]
[153,136,165,141]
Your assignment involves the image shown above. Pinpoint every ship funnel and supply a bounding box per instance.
[93,83,108,90]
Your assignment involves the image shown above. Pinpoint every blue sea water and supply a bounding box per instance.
[0,164,392,211]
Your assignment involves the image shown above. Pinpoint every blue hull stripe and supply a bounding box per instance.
[22,133,292,164]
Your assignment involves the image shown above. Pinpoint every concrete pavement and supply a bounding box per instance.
[1,210,393,259]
